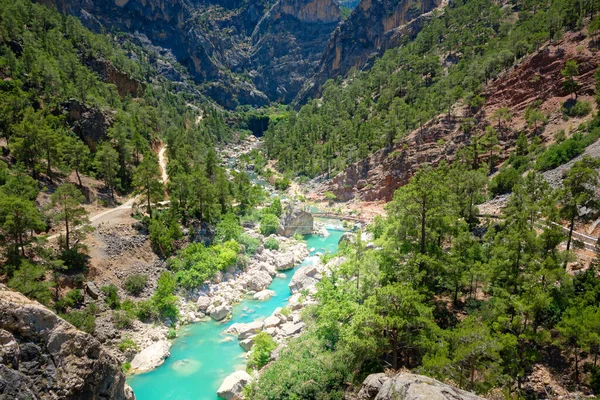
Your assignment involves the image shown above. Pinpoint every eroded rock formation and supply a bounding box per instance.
[297,0,445,103]
[357,372,484,400]
[0,285,131,400]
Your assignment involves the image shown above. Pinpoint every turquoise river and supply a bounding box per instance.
[128,227,346,399]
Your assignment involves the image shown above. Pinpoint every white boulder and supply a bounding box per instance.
[253,289,275,301]
[217,370,252,400]
[129,340,171,374]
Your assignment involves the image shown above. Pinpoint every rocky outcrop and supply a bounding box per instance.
[210,305,233,321]
[319,110,469,202]
[217,370,252,400]
[0,285,130,400]
[288,264,321,294]
[129,340,171,374]
[249,0,341,102]
[61,99,115,151]
[297,0,444,103]
[278,206,314,237]
[86,57,142,98]
[40,0,341,107]
[357,372,484,400]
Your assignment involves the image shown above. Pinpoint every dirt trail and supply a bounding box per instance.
[158,144,168,184]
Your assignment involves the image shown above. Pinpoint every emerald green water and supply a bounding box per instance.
[128,229,345,400]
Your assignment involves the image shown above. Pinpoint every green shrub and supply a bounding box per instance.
[238,234,261,256]
[274,177,291,191]
[149,214,182,258]
[135,299,158,322]
[168,241,241,289]
[61,304,97,334]
[535,130,600,171]
[118,337,138,352]
[152,272,179,320]
[122,362,132,373]
[563,100,592,117]
[260,213,280,236]
[8,261,53,306]
[489,167,521,196]
[293,232,304,241]
[215,213,243,242]
[264,237,280,250]
[280,306,291,317]
[55,289,84,312]
[59,247,89,272]
[247,332,277,370]
[267,197,283,217]
[124,274,148,296]
[102,284,121,310]
[113,310,134,329]
[167,328,177,339]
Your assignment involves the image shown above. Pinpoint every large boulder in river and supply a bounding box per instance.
[210,305,233,321]
[0,285,131,399]
[289,264,321,294]
[236,321,264,340]
[357,372,484,400]
[217,370,252,400]
[245,270,273,291]
[274,252,295,271]
[130,340,171,374]
[278,206,313,237]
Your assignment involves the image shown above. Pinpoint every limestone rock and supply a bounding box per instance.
[217,370,252,400]
[239,337,254,351]
[289,264,321,294]
[0,285,129,399]
[278,206,313,237]
[85,281,101,299]
[130,340,171,374]
[210,305,233,321]
[280,322,304,337]
[253,289,276,301]
[245,270,273,292]
[274,253,295,271]
[263,315,282,328]
[237,321,264,340]
[197,296,211,312]
[358,372,485,400]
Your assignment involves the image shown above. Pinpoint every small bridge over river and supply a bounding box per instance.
[312,212,373,224]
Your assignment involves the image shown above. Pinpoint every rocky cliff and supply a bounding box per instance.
[38,0,341,107]
[0,285,132,400]
[357,372,484,400]
[296,0,444,103]
[249,0,341,102]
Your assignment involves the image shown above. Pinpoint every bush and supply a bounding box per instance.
[563,100,592,117]
[149,214,182,258]
[55,289,83,312]
[535,130,600,171]
[280,306,291,317]
[124,274,148,296]
[215,213,243,243]
[489,167,521,196]
[102,284,121,310]
[264,237,280,251]
[59,247,89,272]
[118,337,138,352]
[122,362,131,373]
[260,213,280,236]
[252,333,350,399]
[61,303,97,334]
[238,234,261,256]
[274,177,291,191]
[167,328,177,339]
[8,261,53,306]
[168,241,241,289]
[152,272,179,321]
[136,299,158,322]
[267,197,282,217]
[247,332,277,370]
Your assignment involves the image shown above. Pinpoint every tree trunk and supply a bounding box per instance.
[566,210,576,255]
[420,200,427,255]
[64,210,70,250]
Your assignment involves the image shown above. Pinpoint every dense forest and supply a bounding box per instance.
[250,151,600,399]
[264,0,600,178]
[0,0,273,329]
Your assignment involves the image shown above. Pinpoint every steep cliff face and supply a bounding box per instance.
[297,0,444,103]
[318,110,472,202]
[0,285,131,400]
[249,0,341,102]
[38,0,341,107]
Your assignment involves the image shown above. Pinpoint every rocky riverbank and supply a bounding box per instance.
[124,229,309,375]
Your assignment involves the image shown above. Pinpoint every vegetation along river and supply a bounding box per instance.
[128,228,346,399]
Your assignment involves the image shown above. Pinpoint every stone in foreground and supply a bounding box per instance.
[217,370,252,400]
[0,285,131,399]
[130,340,171,374]
[358,372,484,400]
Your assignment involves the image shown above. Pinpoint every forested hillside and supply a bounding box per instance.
[265,0,597,178]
